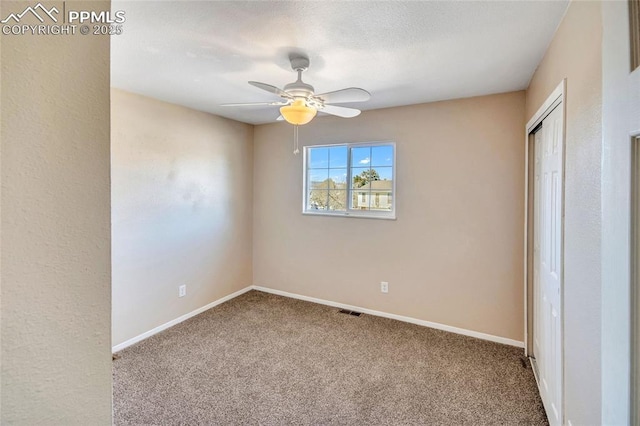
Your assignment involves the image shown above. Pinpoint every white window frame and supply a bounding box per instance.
[302,141,396,220]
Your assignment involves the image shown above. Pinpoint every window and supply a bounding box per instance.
[303,142,396,219]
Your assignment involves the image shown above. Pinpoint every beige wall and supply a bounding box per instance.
[111,89,253,346]
[0,1,112,423]
[525,1,602,424]
[253,91,526,342]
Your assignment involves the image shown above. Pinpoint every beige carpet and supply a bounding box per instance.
[113,290,547,425]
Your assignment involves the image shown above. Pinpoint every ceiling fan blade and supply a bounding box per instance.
[320,104,361,118]
[221,101,288,107]
[314,88,370,104]
[248,81,291,98]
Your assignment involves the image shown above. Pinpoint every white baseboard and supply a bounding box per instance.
[112,286,253,353]
[252,285,524,348]
[113,284,524,352]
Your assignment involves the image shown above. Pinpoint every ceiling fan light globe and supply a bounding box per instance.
[279,99,317,125]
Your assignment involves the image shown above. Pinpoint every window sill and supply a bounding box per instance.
[302,210,397,220]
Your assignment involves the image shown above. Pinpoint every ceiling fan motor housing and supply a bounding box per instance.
[284,81,314,99]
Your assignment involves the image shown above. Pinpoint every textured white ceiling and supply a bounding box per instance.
[111,1,568,125]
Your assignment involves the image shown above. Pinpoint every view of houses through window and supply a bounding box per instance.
[305,143,395,217]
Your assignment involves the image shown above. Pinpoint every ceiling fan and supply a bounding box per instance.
[221,54,371,126]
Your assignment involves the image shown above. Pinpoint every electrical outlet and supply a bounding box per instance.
[381,281,389,293]
[178,285,187,298]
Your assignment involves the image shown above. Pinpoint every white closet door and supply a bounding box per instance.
[534,103,564,426]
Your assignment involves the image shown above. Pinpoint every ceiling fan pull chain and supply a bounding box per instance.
[293,125,300,155]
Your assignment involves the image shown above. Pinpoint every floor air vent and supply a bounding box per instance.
[338,309,362,317]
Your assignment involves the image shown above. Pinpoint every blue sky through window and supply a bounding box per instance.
[376,167,393,180]
[371,145,393,167]
[329,146,347,168]
[351,147,370,166]
[310,145,392,170]
[309,147,328,168]
[309,144,393,182]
